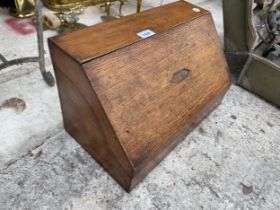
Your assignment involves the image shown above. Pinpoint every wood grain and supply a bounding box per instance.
[83,13,230,169]
[50,1,207,63]
[48,1,231,192]
[48,42,134,191]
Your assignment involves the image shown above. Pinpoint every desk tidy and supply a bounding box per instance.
[48,1,231,192]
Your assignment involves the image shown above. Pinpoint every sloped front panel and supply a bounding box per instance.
[83,14,230,169]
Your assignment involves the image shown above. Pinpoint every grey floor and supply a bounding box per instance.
[0,1,280,210]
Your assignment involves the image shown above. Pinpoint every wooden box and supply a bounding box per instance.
[48,1,230,192]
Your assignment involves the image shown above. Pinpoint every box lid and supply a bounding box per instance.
[49,1,208,63]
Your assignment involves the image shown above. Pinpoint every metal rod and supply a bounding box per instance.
[137,0,142,12]
[35,0,55,86]
[0,1,55,86]
[119,0,124,16]
[105,0,111,16]
[0,56,38,70]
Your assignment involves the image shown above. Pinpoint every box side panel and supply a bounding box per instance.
[48,41,134,191]
[84,13,230,170]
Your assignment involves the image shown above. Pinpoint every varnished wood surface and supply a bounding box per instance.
[49,42,134,191]
[129,90,228,191]
[84,13,230,169]
[50,1,207,63]
[48,1,231,192]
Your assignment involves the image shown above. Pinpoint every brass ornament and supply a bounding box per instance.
[9,0,35,18]
[7,0,142,19]
[43,0,107,11]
